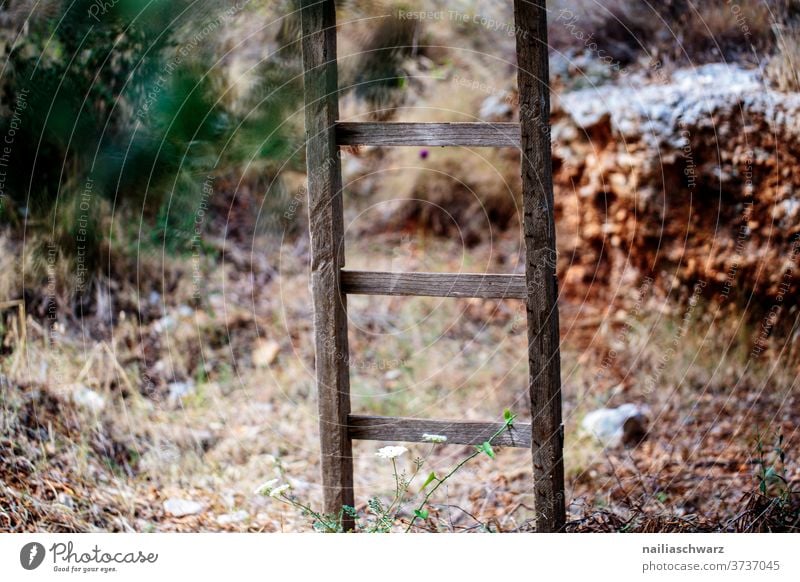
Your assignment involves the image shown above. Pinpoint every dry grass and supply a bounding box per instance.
[560,297,800,532]
[2,228,798,532]
[765,1,800,92]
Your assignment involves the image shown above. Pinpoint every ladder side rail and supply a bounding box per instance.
[301,0,355,529]
[514,0,567,532]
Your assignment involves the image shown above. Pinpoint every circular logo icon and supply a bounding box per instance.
[20,542,46,570]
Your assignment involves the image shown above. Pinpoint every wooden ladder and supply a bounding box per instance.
[300,0,564,532]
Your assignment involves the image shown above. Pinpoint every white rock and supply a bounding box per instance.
[216,510,249,525]
[344,157,367,177]
[72,385,106,412]
[252,339,280,368]
[168,381,195,402]
[581,403,647,447]
[177,305,194,317]
[560,63,800,154]
[163,498,205,517]
[780,198,799,217]
[56,492,75,510]
[153,315,176,333]
[479,93,513,121]
[384,369,402,381]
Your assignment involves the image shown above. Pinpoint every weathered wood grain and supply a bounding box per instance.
[348,415,532,447]
[301,0,354,529]
[300,0,564,535]
[515,0,566,532]
[336,122,521,147]
[340,270,528,299]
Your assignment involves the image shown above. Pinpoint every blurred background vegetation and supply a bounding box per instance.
[0,0,798,532]
[1,0,300,258]
[2,0,797,302]
[0,0,426,312]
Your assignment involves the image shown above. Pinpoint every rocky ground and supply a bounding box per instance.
[2,228,798,532]
[553,63,800,306]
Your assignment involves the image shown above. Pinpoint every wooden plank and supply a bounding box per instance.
[340,270,527,299]
[336,122,521,147]
[348,415,531,448]
[301,0,354,529]
[514,0,566,533]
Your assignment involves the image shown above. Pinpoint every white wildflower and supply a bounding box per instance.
[269,484,291,498]
[254,478,280,496]
[422,434,448,443]
[375,445,408,459]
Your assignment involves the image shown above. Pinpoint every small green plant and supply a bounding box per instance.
[256,409,517,532]
[744,431,798,532]
[254,477,356,533]
[754,432,790,502]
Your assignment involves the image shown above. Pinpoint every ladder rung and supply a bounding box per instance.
[336,122,521,148]
[348,414,531,448]
[340,270,527,299]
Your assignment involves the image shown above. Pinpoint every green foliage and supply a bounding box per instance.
[421,471,438,490]
[754,432,790,501]
[0,0,302,281]
[748,431,798,531]
[476,441,495,459]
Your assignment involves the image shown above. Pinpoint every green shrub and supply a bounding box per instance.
[0,1,307,299]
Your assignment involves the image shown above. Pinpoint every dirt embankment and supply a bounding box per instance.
[552,64,800,309]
